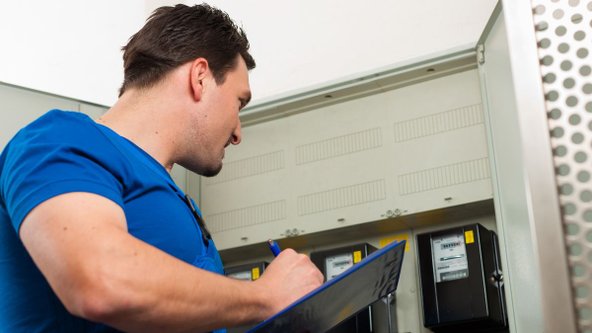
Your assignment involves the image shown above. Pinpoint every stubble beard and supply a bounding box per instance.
[177,144,224,177]
[183,127,224,177]
[200,161,223,177]
[200,147,225,177]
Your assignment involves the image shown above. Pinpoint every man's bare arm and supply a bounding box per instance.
[20,192,323,333]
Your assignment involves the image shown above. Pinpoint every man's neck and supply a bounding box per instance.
[96,89,185,172]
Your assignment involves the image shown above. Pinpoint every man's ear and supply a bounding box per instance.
[189,58,209,101]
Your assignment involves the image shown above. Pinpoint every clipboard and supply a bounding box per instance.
[247,240,406,333]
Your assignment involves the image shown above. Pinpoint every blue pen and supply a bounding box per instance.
[267,239,281,257]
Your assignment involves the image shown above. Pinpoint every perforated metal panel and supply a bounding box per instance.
[532,1,592,331]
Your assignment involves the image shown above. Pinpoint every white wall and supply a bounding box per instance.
[208,0,497,102]
[0,1,145,106]
[0,0,496,107]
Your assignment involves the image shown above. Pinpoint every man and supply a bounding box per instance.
[0,4,323,333]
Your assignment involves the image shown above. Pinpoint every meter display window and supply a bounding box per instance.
[227,271,252,281]
[325,253,354,281]
[431,233,469,282]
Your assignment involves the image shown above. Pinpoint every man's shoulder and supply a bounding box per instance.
[25,109,94,136]
[11,109,106,149]
[0,109,119,177]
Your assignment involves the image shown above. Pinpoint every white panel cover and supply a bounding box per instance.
[201,70,492,249]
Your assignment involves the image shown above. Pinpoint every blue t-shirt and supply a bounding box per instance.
[0,110,226,332]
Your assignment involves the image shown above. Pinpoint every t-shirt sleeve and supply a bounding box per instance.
[0,115,125,232]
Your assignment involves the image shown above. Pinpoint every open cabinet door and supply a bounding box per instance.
[477,1,583,332]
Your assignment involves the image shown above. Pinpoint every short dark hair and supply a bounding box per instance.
[119,3,256,96]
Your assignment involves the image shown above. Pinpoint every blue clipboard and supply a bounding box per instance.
[247,240,406,333]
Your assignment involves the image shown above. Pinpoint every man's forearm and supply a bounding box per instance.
[83,236,271,333]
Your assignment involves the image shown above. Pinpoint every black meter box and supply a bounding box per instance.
[310,243,378,333]
[225,261,268,281]
[417,223,507,333]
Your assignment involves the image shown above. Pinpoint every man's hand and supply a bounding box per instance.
[253,248,324,318]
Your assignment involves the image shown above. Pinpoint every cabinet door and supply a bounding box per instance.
[475,1,578,331]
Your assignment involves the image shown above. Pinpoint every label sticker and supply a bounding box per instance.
[353,251,362,264]
[465,230,475,244]
[251,267,260,280]
[379,233,410,251]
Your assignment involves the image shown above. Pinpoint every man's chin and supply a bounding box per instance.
[178,160,223,178]
[200,164,223,177]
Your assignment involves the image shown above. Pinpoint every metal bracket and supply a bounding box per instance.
[384,208,404,218]
[477,44,485,65]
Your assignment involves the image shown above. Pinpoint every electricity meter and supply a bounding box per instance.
[311,243,379,333]
[417,224,507,333]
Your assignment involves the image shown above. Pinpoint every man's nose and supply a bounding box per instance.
[230,122,242,145]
